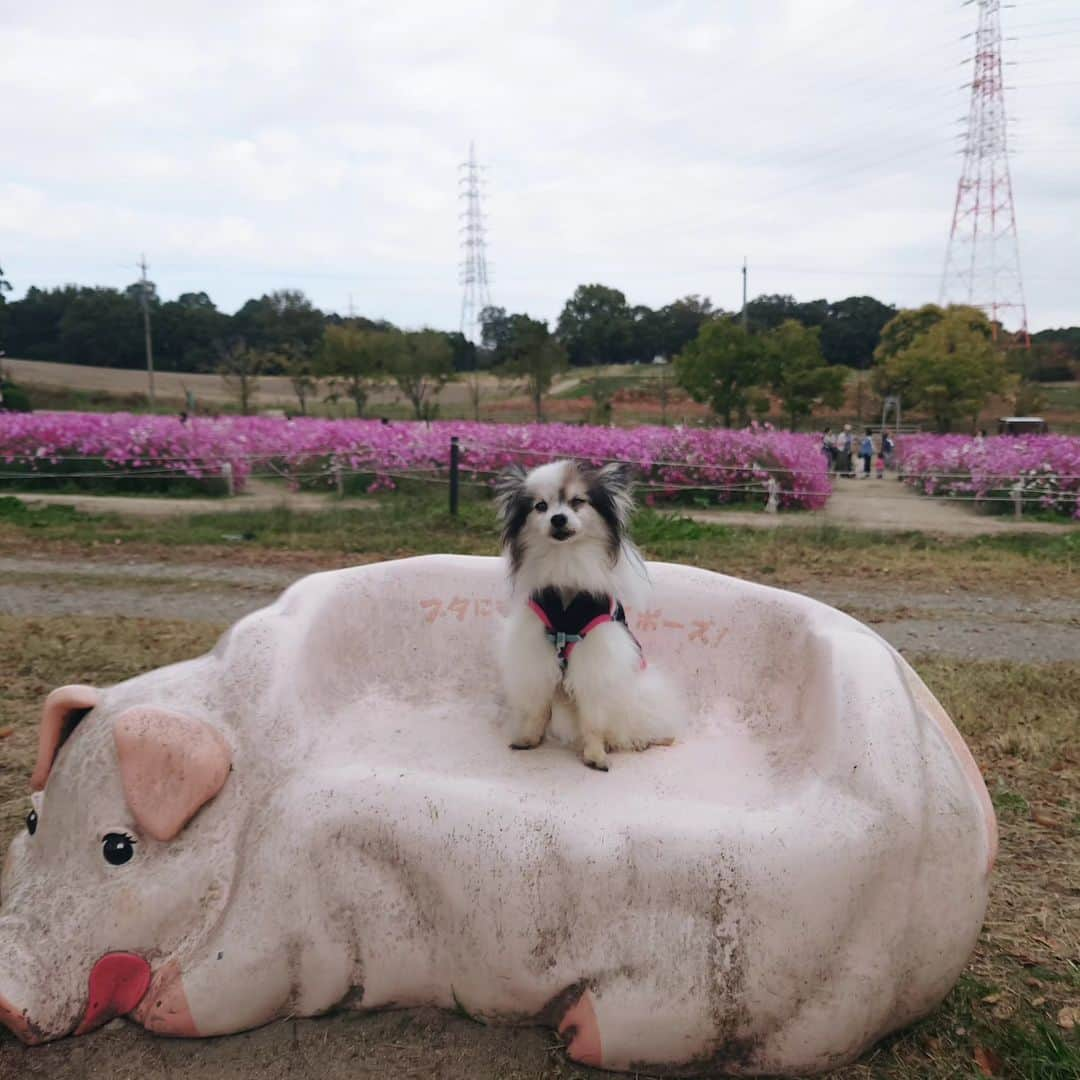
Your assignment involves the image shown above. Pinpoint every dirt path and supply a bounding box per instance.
[687,474,1076,536]
[8,471,1076,536]
[1,554,1074,662]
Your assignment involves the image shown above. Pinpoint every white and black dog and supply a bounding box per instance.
[495,459,683,770]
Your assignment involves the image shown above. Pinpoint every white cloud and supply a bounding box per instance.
[0,0,1076,331]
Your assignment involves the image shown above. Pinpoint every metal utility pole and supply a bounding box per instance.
[940,0,1029,344]
[137,254,156,407]
[458,142,493,345]
[741,257,749,332]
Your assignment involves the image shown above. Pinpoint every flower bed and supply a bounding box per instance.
[0,413,831,510]
[895,434,1080,519]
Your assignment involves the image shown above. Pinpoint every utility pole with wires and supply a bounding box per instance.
[137,254,156,407]
[940,0,1029,345]
[741,257,749,332]
[458,142,493,346]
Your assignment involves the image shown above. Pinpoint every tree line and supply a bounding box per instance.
[0,267,1075,427]
[0,277,940,374]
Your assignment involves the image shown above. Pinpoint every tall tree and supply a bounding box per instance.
[232,290,324,365]
[479,305,515,365]
[675,320,766,427]
[499,316,567,421]
[390,330,454,420]
[872,303,992,366]
[57,286,146,368]
[873,307,1004,432]
[654,295,716,358]
[819,296,896,369]
[766,320,846,430]
[556,284,634,366]
[0,263,11,345]
[318,325,399,416]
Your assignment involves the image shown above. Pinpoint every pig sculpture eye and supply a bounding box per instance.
[26,810,37,836]
[102,833,136,866]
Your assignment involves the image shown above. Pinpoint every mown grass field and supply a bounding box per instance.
[0,493,1076,1078]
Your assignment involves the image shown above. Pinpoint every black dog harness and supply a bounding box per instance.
[528,587,645,671]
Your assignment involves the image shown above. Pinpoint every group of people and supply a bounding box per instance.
[822,425,894,479]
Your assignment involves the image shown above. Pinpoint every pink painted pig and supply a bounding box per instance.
[0,555,996,1074]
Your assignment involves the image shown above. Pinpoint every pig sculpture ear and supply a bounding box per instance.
[113,708,231,843]
[31,685,101,792]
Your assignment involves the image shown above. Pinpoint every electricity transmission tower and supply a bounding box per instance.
[940,0,1029,343]
[458,142,493,345]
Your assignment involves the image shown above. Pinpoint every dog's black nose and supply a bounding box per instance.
[550,513,568,528]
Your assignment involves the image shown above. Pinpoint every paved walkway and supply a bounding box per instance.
[3,475,1075,536]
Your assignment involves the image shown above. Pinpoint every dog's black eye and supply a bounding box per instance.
[26,810,37,836]
[103,833,136,866]
[534,500,548,513]
[570,496,587,509]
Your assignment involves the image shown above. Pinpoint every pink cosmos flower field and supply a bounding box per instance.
[0,412,831,510]
[895,434,1080,519]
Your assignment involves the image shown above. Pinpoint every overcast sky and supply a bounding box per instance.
[2,0,1078,333]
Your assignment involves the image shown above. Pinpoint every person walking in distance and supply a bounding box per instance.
[859,429,874,478]
[821,426,836,474]
[837,425,854,478]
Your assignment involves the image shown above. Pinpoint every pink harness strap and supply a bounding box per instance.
[528,596,646,670]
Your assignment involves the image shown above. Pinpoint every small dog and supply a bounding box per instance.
[495,459,682,770]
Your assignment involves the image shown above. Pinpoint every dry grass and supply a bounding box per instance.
[0,614,1076,1077]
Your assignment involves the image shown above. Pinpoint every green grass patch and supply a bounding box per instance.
[1,493,1079,594]
[0,460,228,497]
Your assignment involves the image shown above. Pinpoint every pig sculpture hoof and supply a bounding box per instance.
[0,555,996,1076]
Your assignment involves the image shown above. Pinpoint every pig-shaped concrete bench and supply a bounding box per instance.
[0,555,995,1075]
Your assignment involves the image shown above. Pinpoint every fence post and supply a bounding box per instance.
[221,461,235,497]
[1010,480,1024,520]
[449,436,460,517]
[765,477,780,514]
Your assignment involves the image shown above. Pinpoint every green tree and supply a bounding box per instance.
[479,305,514,365]
[390,330,454,420]
[653,295,716,359]
[232,290,324,365]
[56,286,146,368]
[766,320,846,430]
[675,320,765,427]
[499,316,567,421]
[0,264,11,346]
[156,292,230,372]
[873,303,988,366]
[874,308,1005,432]
[556,284,635,366]
[819,295,896,369]
[318,325,398,416]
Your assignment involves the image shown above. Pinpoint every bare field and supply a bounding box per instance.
[2,357,574,415]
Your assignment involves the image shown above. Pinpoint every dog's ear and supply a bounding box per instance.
[594,462,633,493]
[494,464,528,523]
[586,462,635,533]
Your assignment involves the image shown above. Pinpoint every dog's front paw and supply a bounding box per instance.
[582,737,610,771]
[510,735,543,750]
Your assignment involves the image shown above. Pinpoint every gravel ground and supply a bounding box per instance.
[0,555,1075,663]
